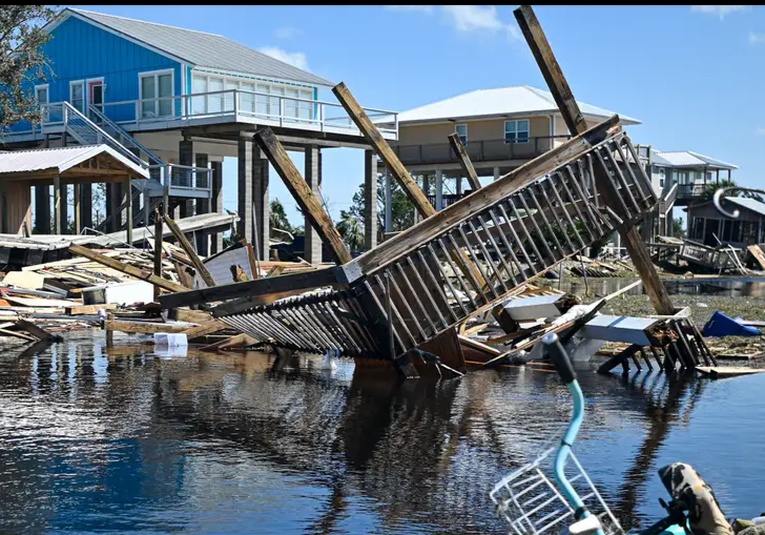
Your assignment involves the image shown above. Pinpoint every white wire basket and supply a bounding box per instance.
[490,446,625,535]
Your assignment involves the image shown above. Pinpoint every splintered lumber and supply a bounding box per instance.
[65,303,117,315]
[182,320,230,341]
[747,245,765,271]
[447,133,482,191]
[199,333,259,352]
[105,319,191,335]
[514,5,675,317]
[333,82,435,218]
[253,127,352,265]
[696,366,765,379]
[163,215,216,287]
[160,264,350,310]
[67,244,187,294]
[16,319,62,341]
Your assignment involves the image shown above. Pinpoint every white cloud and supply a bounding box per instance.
[274,26,301,40]
[384,5,435,12]
[257,47,310,71]
[690,5,751,19]
[749,31,765,44]
[386,5,519,39]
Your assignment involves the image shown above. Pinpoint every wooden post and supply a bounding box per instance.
[333,82,435,218]
[448,133,482,191]
[514,4,675,316]
[154,208,163,301]
[73,183,81,234]
[252,127,352,265]
[53,175,61,234]
[125,177,133,245]
[163,214,217,287]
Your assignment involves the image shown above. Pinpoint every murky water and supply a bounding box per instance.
[1,331,763,534]
[551,276,765,298]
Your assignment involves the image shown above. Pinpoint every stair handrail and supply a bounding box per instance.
[87,104,165,168]
[60,101,144,169]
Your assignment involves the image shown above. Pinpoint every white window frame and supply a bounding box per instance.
[69,80,85,114]
[504,119,530,144]
[138,68,175,119]
[658,167,665,189]
[35,83,49,122]
[455,124,468,146]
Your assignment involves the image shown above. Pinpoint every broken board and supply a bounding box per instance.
[747,245,765,271]
[696,366,765,379]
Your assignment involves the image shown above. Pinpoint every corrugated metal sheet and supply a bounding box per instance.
[0,145,148,178]
[69,8,332,87]
[725,197,765,218]
[396,85,641,125]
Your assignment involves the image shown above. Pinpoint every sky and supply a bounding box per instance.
[69,4,765,226]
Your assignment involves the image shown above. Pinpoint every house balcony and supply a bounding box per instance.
[391,135,572,168]
[8,89,398,143]
[674,182,713,206]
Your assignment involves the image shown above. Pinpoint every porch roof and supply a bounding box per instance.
[63,8,333,88]
[0,144,149,181]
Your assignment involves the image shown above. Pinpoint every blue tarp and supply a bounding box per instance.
[702,311,762,337]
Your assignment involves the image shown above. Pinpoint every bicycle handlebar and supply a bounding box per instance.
[542,332,576,384]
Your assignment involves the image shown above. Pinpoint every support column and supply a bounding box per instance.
[304,145,322,264]
[81,184,92,230]
[252,146,270,261]
[73,184,81,234]
[384,169,393,233]
[493,167,500,181]
[179,137,194,218]
[237,133,254,243]
[0,180,7,234]
[456,175,462,196]
[125,177,133,245]
[210,160,224,254]
[435,169,443,211]
[35,185,50,234]
[106,183,122,232]
[363,149,378,251]
[195,153,210,256]
[53,175,61,234]
[59,182,69,234]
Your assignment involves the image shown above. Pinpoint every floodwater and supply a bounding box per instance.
[552,276,765,299]
[1,331,763,534]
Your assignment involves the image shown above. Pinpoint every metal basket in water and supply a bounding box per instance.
[490,446,624,535]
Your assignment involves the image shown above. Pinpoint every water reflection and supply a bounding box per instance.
[0,331,762,534]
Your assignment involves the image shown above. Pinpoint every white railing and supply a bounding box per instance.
[88,105,164,167]
[151,163,212,193]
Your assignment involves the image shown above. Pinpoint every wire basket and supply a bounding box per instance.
[490,446,625,535]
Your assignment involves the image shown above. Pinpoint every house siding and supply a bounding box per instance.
[12,15,182,131]
[397,116,552,146]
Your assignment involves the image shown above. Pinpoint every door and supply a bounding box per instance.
[89,80,104,121]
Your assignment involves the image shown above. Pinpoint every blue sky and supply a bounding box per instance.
[71,4,765,226]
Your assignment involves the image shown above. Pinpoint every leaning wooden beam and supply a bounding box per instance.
[158,264,357,310]
[333,82,435,218]
[447,133,482,191]
[164,214,217,287]
[352,115,619,273]
[106,319,190,335]
[68,243,187,294]
[253,127,352,265]
[514,5,675,316]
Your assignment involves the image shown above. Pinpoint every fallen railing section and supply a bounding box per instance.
[213,123,658,361]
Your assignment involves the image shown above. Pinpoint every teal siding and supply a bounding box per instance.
[12,14,182,131]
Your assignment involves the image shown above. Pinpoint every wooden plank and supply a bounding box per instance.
[173,260,194,289]
[164,215,217,288]
[65,303,117,315]
[183,320,230,341]
[154,208,163,301]
[106,319,190,335]
[352,116,618,273]
[696,366,765,379]
[16,319,61,341]
[159,264,346,310]
[748,244,765,271]
[513,5,676,316]
[0,328,36,342]
[253,127,352,265]
[332,82,435,218]
[68,244,187,294]
[447,133,482,191]
[245,241,260,279]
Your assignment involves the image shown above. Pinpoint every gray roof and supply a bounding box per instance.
[725,197,765,218]
[650,149,737,170]
[64,8,332,87]
[0,144,148,178]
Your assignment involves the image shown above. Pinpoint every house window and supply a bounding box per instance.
[504,119,529,144]
[658,168,665,188]
[35,84,49,122]
[455,124,468,145]
[70,81,85,114]
[139,70,173,118]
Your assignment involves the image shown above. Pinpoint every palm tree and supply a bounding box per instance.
[336,210,364,254]
[701,178,764,202]
[269,198,293,232]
